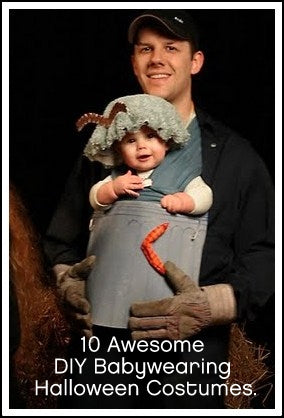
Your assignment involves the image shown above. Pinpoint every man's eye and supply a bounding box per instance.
[166,46,177,51]
[140,46,151,53]
[127,138,136,143]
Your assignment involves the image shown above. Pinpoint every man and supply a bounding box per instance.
[44,10,274,409]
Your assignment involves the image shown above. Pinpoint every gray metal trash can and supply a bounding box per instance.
[87,200,208,328]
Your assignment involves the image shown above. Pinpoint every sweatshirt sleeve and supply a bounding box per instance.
[89,175,112,210]
[200,135,274,324]
[226,156,275,322]
[184,176,213,215]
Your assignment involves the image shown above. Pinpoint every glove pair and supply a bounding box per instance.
[55,258,236,340]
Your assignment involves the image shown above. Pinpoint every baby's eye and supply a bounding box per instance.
[147,133,156,139]
[126,138,136,144]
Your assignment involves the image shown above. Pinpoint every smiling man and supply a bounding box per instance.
[130,11,203,122]
[45,10,274,409]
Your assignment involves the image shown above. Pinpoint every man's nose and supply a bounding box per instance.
[149,48,165,65]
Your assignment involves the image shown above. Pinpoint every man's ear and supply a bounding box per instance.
[191,51,204,75]
[131,55,139,77]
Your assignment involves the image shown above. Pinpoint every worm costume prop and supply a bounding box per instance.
[9,184,70,408]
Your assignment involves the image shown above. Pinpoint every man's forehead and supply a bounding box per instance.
[136,27,190,45]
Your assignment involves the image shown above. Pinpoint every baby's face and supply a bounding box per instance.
[118,126,169,172]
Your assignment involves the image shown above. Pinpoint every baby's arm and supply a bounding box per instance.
[89,170,143,210]
[161,176,213,215]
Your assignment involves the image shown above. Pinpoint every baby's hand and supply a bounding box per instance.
[161,193,195,214]
[113,170,143,197]
[161,194,183,213]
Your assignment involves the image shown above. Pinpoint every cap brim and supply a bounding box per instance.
[128,14,181,43]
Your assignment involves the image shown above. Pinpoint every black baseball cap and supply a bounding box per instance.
[128,10,199,51]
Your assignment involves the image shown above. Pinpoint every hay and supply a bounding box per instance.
[225,323,273,409]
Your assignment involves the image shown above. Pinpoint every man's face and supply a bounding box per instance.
[132,28,195,107]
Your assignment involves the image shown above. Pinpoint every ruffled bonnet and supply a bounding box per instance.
[77,94,189,168]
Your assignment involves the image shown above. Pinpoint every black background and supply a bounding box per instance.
[8,8,276,409]
[9,9,275,235]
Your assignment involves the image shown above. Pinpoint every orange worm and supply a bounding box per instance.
[141,222,169,275]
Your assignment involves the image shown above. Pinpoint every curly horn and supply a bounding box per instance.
[76,102,127,132]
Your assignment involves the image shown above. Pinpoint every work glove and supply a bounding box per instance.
[129,261,237,340]
[54,255,95,339]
